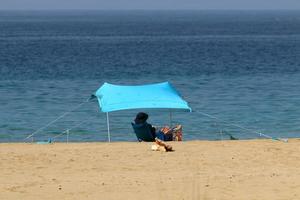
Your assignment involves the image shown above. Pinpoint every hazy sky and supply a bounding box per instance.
[0,0,300,10]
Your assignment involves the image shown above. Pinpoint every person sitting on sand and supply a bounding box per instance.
[134,112,157,139]
[132,112,182,142]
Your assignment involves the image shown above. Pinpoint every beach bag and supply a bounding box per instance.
[160,125,183,141]
[172,125,183,141]
[160,126,173,141]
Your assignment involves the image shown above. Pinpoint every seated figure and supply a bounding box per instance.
[131,112,182,142]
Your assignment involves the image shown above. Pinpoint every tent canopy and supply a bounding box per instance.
[95,82,192,113]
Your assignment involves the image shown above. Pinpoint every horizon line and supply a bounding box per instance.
[0,8,300,11]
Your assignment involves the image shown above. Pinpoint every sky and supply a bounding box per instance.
[0,0,300,10]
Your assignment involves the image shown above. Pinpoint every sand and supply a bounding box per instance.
[1,139,300,200]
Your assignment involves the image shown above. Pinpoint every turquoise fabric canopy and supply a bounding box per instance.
[95,82,192,112]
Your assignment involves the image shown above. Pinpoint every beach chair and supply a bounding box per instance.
[131,122,155,142]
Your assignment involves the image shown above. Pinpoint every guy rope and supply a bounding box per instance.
[24,96,95,141]
[196,110,288,142]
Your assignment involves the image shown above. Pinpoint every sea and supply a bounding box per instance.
[1,10,300,142]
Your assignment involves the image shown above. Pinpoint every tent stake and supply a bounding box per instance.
[106,112,111,142]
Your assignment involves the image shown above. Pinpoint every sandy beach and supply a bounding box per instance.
[1,139,300,200]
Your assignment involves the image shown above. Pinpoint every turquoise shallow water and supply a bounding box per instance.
[1,10,300,142]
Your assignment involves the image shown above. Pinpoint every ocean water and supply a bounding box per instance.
[1,10,300,142]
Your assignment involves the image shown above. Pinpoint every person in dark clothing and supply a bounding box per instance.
[134,112,156,139]
[133,112,182,142]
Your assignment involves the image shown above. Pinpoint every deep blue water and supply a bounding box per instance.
[1,10,300,142]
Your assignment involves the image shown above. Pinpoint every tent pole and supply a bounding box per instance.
[106,112,111,142]
[169,110,172,127]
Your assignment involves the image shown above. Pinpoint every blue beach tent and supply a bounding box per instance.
[94,82,191,141]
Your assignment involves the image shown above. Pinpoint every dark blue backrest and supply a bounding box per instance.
[131,122,155,142]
